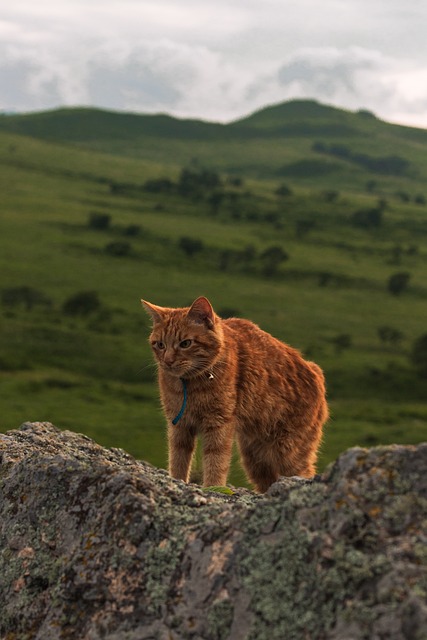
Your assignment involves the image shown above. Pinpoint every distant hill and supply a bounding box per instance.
[2,98,427,188]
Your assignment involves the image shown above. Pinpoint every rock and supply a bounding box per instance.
[0,422,426,640]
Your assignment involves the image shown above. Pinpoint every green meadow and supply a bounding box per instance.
[1,99,426,486]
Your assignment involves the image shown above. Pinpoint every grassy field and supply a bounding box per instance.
[1,99,426,486]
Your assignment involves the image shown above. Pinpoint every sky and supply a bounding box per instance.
[2,0,427,128]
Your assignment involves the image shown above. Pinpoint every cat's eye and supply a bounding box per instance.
[155,341,165,350]
[179,339,192,349]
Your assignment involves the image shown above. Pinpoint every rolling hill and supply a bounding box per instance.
[1,99,426,486]
[2,99,427,188]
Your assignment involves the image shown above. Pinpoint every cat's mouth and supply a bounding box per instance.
[161,361,189,376]
[161,361,205,378]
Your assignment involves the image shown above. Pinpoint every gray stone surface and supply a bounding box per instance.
[0,422,426,639]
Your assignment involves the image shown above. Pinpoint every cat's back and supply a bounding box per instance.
[222,316,294,355]
[222,315,326,391]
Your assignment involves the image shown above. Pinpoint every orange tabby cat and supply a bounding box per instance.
[142,296,328,492]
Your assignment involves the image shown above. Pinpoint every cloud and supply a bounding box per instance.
[240,47,427,128]
[1,3,427,127]
[275,48,394,110]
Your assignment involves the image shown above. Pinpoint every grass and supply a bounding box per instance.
[1,100,427,487]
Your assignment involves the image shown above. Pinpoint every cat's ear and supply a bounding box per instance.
[188,296,215,329]
[141,299,165,324]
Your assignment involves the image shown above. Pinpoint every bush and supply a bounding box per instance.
[330,334,352,354]
[322,190,339,202]
[123,225,141,237]
[387,272,410,296]
[105,241,131,257]
[296,219,316,240]
[89,212,111,230]
[1,286,52,311]
[377,326,404,347]
[352,207,383,229]
[178,167,221,198]
[62,291,101,316]
[275,184,293,197]
[178,237,204,257]
[143,178,175,194]
[260,245,289,277]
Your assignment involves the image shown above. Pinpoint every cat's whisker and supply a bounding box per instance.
[135,362,157,377]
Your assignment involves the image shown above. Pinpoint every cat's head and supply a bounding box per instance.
[141,296,223,379]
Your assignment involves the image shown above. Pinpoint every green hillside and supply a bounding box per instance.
[1,99,427,487]
[2,99,427,189]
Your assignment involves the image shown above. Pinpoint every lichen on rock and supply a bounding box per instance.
[0,422,426,639]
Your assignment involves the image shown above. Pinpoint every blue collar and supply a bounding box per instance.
[172,378,187,425]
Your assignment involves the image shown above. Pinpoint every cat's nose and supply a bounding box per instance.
[163,351,175,366]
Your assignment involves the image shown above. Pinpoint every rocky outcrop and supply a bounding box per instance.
[0,422,426,640]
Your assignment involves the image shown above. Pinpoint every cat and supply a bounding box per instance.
[142,296,328,492]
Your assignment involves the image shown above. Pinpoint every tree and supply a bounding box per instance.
[275,184,293,197]
[330,334,352,354]
[321,190,339,203]
[123,225,141,237]
[387,272,410,296]
[143,178,175,194]
[296,219,315,240]
[105,241,131,257]
[365,180,378,193]
[178,237,204,257]
[207,191,225,216]
[260,245,289,277]
[377,326,404,348]
[89,212,111,230]
[62,291,101,316]
[178,167,221,199]
[1,286,52,311]
[352,207,383,229]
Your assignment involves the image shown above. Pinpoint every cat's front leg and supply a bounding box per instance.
[201,423,234,487]
[168,424,196,482]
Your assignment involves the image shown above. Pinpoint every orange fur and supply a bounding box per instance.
[142,296,328,492]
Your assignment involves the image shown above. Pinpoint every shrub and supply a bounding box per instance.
[178,237,204,257]
[123,225,141,237]
[330,334,352,354]
[1,286,52,311]
[394,191,410,203]
[89,212,111,230]
[321,190,339,202]
[62,291,101,316]
[352,207,383,229]
[377,326,404,347]
[178,167,221,198]
[387,272,410,296]
[296,219,315,240]
[260,245,289,277]
[227,176,243,188]
[105,241,131,257]
[366,180,377,193]
[275,184,293,197]
[143,178,175,194]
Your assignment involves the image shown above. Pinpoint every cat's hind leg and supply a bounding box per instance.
[236,437,279,493]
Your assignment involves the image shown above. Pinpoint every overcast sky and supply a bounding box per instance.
[2,0,427,127]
